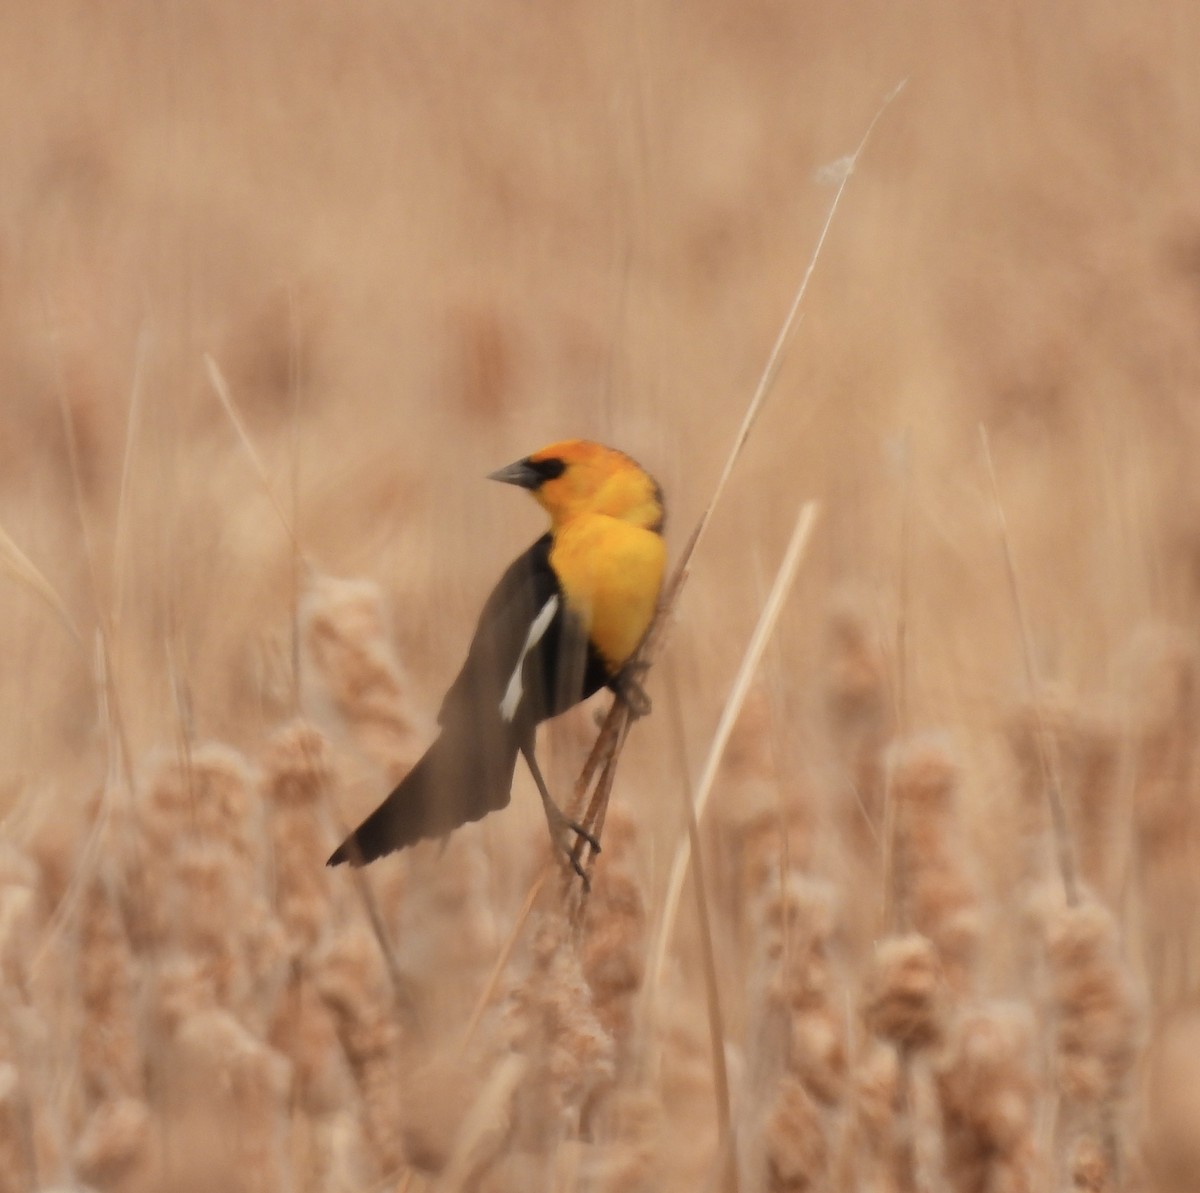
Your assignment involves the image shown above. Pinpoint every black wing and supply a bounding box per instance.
[438,533,611,734]
[327,534,614,867]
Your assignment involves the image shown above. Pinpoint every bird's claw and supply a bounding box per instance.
[546,806,600,888]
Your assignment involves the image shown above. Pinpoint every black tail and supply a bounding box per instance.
[327,725,520,866]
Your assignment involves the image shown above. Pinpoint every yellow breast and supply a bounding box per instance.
[549,515,666,672]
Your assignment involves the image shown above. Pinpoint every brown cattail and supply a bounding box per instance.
[314,923,406,1176]
[77,874,142,1103]
[1006,690,1122,900]
[580,804,647,1052]
[0,846,39,998]
[126,743,258,950]
[1039,893,1140,1188]
[857,933,944,1193]
[262,721,335,956]
[168,1009,292,1193]
[136,744,258,857]
[863,934,944,1051]
[588,1087,664,1193]
[935,1004,1038,1193]
[268,966,347,1118]
[1126,628,1200,1002]
[653,1004,722,1188]
[1067,1133,1113,1193]
[835,1038,903,1192]
[302,573,424,776]
[73,1096,151,1190]
[1041,898,1138,1107]
[722,803,814,933]
[168,843,245,1008]
[751,874,846,1106]
[889,736,981,997]
[763,1074,829,1192]
[0,1062,36,1193]
[825,593,891,847]
[392,832,496,1032]
[502,912,615,1154]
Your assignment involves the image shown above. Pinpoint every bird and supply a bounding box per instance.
[327,439,666,877]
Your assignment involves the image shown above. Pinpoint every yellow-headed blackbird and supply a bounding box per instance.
[327,439,666,872]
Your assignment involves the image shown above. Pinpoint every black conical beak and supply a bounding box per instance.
[487,458,541,490]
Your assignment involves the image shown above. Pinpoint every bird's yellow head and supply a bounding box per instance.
[488,439,664,532]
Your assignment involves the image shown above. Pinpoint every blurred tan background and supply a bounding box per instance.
[2,1,1199,894]
[4,3,1200,1188]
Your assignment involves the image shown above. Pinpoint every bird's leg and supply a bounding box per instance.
[519,740,600,886]
[613,658,653,719]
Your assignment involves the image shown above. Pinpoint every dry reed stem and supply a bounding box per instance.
[647,501,820,996]
[0,522,84,650]
[835,1039,903,1193]
[205,353,305,558]
[434,1054,527,1190]
[109,319,149,632]
[1006,693,1122,898]
[565,82,904,891]
[663,666,737,1191]
[980,427,1079,906]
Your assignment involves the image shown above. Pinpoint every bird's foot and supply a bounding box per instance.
[544,802,601,888]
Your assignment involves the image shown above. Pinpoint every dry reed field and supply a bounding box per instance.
[3,2,1200,1190]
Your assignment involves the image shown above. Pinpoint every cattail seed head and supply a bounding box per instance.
[863,934,944,1050]
[1042,899,1139,1105]
[935,1004,1038,1193]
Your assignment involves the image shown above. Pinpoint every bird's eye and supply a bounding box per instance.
[528,457,565,482]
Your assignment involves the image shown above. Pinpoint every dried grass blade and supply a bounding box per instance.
[0,523,83,649]
[204,353,304,557]
[979,425,1079,905]
[646,499,819,996]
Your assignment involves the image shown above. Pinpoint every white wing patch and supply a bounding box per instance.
[499,595,559,722]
